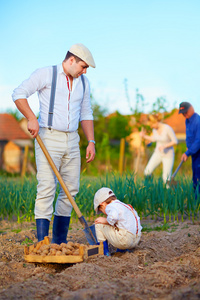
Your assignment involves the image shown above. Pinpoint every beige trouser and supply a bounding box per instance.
[95,224,141,249]
[144,151,174,183]
[34,128,81,221]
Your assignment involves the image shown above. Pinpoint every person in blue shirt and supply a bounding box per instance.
[179,102,200,194]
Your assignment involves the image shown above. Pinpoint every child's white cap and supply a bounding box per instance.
[94,187,115,214]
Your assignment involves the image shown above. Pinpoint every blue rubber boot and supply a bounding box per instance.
[36,219,50,242]
[52,215,70,244]
[103,240,110,256]
[116,248,129,253]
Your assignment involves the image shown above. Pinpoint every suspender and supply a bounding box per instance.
[81,74,85,95]
[48,65,57,129]
[48,66,86,129]
[119,202,139,235]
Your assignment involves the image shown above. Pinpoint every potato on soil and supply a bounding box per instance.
[56,251,62,256]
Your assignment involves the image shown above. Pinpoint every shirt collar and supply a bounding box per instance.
[57,63,79,82]
[57,63,65,75]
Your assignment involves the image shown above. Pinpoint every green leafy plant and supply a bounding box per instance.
[21,238,33,246]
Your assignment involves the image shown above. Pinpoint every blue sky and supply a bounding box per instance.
[0,0,200,116]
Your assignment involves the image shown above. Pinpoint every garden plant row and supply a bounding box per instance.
[0,173,199,223]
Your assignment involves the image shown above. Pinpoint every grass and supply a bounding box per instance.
[142,223,171,232]
[142,223,179,233]
[11,229,22,233]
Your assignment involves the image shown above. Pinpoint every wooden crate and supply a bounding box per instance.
[24,236,103,264]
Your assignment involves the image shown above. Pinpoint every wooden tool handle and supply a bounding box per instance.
[36,134,82,218]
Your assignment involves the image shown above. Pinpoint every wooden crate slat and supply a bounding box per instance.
[24,255,83,263]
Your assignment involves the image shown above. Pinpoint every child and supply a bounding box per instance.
[94,187,142,255]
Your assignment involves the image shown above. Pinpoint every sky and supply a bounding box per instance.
[0,0,200,116]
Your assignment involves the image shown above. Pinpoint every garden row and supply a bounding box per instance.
[0,174,199,223]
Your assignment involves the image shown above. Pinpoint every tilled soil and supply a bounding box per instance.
[0,219,200,299]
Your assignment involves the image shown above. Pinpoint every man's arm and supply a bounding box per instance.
[185,118,200,157]
[12,68,48,138]
[15,99,39,138]
[81,120,95,163]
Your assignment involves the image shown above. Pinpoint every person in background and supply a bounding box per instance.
[179,102,200,194]
[140,113,178,183]
[12,43,96,243]
[94,187,142,255]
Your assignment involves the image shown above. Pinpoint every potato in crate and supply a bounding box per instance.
[24,236,103,263]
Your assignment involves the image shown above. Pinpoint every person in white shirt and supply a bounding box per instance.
[12,43,96,244]
[140,113,178,183]
[94,187,142,255]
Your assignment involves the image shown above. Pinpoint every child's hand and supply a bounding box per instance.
[95,217,109,225]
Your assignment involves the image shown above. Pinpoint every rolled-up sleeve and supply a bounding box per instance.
[12,68,48,102]
[80,77,93,121]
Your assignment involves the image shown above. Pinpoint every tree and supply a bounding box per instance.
[108,111,131,140]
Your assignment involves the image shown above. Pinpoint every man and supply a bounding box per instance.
[12,43,96,243]
[179,102,200,194]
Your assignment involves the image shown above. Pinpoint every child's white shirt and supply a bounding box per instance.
[105,200,142,235]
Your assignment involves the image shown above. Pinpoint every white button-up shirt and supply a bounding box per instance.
[105,200,142,235]
[12,64,93,132]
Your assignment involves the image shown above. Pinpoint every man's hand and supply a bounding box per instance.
[14,99,39,138]
[181,153,188,162]
[95,217,108,225]
[27,117,39,138]
[86,142,95,163]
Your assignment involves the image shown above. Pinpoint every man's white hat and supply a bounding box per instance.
[69,43,96,68]
[94,187,115,214]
